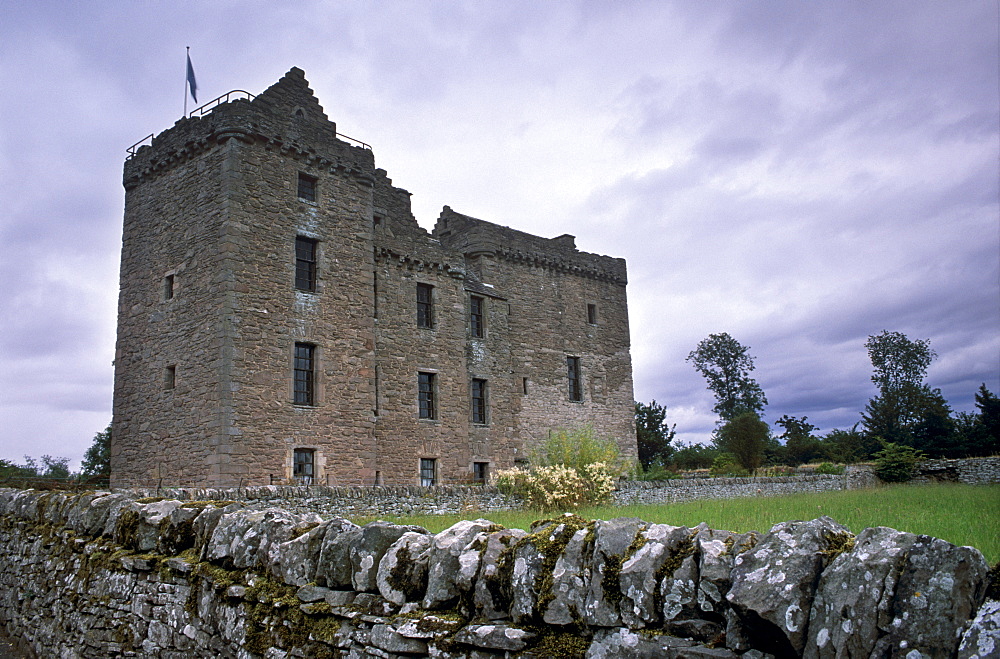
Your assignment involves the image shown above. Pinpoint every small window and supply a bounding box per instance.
[373,215,382,226]
[420,458,437,486]
[295,237,317,292]
[522,377,529,395]
[473,462,489,484]
[163,274,175,301]
[297,173,317,202]
[567,356,582,402]
[587,303,598,325]
[470,295,485,338]
[471,378,488,424]
[293,449,315,485]
[417,283,434,328]
[164,365,176,390]
[418,372,437,419]
[294,343,316,406]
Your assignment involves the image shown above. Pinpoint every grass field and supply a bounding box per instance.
[353,483,1000,563]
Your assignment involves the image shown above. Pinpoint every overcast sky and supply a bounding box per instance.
[1,1,998,468]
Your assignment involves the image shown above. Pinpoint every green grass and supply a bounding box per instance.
[351,483,1000,563]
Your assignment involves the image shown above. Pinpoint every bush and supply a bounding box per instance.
[873,442,925,483]
[533,425,623,472]
[494,462,617,511]
[494,425,623,510]
[634,459,679,481]
[813,462,845,475]
[710,453,748,477]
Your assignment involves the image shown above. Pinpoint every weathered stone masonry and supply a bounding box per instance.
[113,67,636,488]
[2,488,997,658]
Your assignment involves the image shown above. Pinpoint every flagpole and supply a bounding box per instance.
[184,47,190,117]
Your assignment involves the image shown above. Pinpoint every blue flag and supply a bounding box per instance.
[186,53,198,104]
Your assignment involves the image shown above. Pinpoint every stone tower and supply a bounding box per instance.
[112,68,636,487]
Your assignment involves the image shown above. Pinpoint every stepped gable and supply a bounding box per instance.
[124,67,371,191]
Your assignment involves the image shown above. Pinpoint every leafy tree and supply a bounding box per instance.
[81,423,112,477]
[776,415,823,466]
[672,444,719,470]
[866,330,936,394]
[716,411,769,473]
[634,401,676,468]
[819,425,874,463]
[687,333,768,422]
[861,331,944,451]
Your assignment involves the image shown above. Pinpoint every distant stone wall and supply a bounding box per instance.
[912,456,1000,485]
[1,488,995,658]
[121,468,877,519]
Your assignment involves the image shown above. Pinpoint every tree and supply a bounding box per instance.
[81,423,112,478]
[634,401,676,468]
[776,415,823,466]
[687,333,768,423]
[866,330,936,394]
[820,425,875,463]
[671,444,719,470]
[716,411,769,473]
[861,331,940,449]
[872,442,924,483]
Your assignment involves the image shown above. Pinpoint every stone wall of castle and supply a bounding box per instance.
[1,488,995,657]
[113,68,636,488]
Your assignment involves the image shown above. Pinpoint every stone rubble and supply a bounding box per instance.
[0,488,996,658]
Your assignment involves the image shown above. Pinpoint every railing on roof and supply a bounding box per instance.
[336,132,372,151]
[127,88,373,158]
[187,89,256,118]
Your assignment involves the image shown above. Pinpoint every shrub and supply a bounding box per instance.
[635,459,679,481]
[533,425,623,472]
[493,462,617,511]
[494,425,623,511]
[710,453,748,477]
[813,462,845,475]
[872,442,925,483]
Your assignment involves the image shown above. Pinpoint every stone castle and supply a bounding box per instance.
[111,68,636,487]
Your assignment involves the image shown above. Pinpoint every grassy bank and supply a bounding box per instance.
[353,483,1000,563]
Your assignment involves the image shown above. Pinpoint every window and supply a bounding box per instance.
[567,356,582,402]
[470,295,485,338]
[420,458,437,486]
[295,237,317,292]
[297,173,317,202]
[164,365,176,390]
[293,449,315,485]
[294,343,316,405]
[417,283,434,328]
[418,372,436,419]
[473,462,489,484]
[587,303,598,325]
[471,378,488,424]
[163,274,175,301]
[522,377,529,395]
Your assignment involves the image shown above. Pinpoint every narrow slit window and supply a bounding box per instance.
[164,365,176,390]
[297,172,317,202]
[418,372,436,419]
[471,378,488,424]
[522,377,529,395]
[567,356,582,402]
[294,343,316,406]
[163,274,175,301]
[417,283,434,328]
[470,295,485,338]
[587,303,598,325]
[295,237,317,292]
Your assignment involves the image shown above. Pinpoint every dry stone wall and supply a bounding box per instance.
[912,456,1000,485]
[2,488,996,658]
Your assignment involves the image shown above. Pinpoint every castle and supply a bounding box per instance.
[111,68,636,487]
